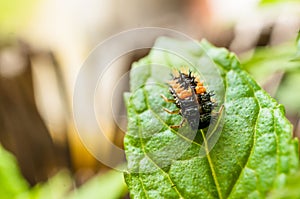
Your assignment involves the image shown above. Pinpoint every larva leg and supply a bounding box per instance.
[170,118,185,129]
[216,104,224,115]
[160,94,175,103]
[163,108,180,114]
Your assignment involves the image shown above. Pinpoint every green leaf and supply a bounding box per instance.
[124,37,299,199]
[0,144,29,198]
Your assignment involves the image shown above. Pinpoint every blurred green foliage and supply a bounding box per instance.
[0,145,29,198]
[0,144,127,199]
[267,171,300,198]
[16,171,72,199]
[260,0,300,5]
[241,42,300,115]
[295,32,300,61]
[67,169,127,199]
[242,43,298,83]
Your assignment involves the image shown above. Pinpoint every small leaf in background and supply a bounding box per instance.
[295,31,300,61]
[267,171,300,199]
[16,168,127,199]
[259,0,300,6]
[275,69,300,116]
[242,43,299,85]
[0,143,127,199]
[67,169,127,199]
[0,144,29,198]
[124,37,299,198]
[16,171,73,199]
[241,42,300,116]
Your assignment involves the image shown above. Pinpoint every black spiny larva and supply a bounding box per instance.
[161,70,217,130]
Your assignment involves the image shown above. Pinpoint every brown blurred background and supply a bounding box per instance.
[0,0,300,192]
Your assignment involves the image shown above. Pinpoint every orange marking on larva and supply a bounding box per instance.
[198,81,203,86]
[173,84,181,89]
[195,84,206,94]
[171,82,181,87]
[178,89,192,99]
[175,88,184,95]
[164,69,217,130]
[168,80,179,86]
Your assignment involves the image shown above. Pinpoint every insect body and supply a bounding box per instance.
[161,70,216,130]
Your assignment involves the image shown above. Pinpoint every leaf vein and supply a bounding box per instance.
[134,89,185,199]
